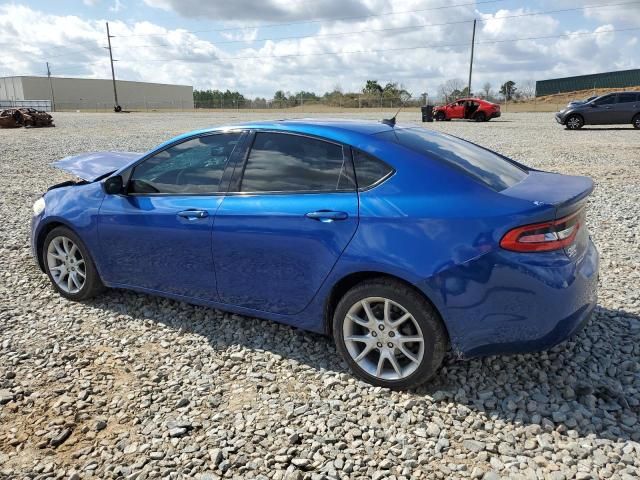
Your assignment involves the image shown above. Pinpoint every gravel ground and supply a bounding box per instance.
[0,112,639,480]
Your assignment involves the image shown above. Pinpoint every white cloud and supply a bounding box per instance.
[584,3,640,27]
[142,0,374,22]
[83,0,100,5]
[110,0,125,13]
[0,2,637,98]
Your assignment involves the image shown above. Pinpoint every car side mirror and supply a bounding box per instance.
[103,175,124,195]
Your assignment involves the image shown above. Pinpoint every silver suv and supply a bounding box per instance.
[555,92,640,130]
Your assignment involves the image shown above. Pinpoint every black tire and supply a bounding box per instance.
[565,114,584,130]
[43,226,104,301]
[435,111,446,121]
[633,114,640,129]
[114,105,122,113]
[474,112,486,122]
[332,278,448,389]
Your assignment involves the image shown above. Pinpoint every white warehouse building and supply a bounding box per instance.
[0,76,194,111]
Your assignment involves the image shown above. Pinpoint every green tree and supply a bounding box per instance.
[363,80,383,95]
[500,81,517,101]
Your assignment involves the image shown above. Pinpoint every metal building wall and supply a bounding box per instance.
[0,77,25,102]
[1,76,194,110]
[536,69,640,97]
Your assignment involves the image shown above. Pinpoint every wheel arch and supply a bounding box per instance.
[36,220,85,272]
[323,270,450,343]
[565,112,584,124]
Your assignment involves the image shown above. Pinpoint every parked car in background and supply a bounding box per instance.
[31,119,598,389]
[433,98,501,122]
[556,92,640,129]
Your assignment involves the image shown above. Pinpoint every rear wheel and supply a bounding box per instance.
[435,111,446,121]
[43,226,104,301]
[474,112,486,122]
[633,114,640,129]
[565,114,584,130]
[333,279,447,389]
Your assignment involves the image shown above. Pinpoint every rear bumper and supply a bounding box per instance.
[490,111,501,119]
[422,238,599,358]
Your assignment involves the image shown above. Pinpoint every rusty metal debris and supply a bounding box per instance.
[0,108,55,128]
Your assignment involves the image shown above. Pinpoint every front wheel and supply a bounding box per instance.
[565,114,584,130]
[435,111,446,121]
[43,226,104,301]
[633,114,640,129]
[333,279,448,389]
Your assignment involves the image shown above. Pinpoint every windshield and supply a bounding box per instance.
[376,128,527,191]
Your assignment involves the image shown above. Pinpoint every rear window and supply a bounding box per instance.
[376,128,527,191]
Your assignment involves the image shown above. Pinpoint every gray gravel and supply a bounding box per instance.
[1,111,639,479]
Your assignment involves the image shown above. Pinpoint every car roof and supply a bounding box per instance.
[162,118,418,148]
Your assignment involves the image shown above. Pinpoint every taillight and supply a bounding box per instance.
[500,210,582,252]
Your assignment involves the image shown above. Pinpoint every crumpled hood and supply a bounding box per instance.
[52,151,142,182]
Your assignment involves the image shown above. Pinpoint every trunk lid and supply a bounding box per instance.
[502,171,594,259]
[52,151,142,182]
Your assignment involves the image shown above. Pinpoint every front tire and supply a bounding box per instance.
[333,278,447,389]
[565,114,584,130]
[43,226,104,301]
[435,111,446,121]
[633,114,640,129]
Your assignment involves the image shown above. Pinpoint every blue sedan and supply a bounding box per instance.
[31,119,599,389]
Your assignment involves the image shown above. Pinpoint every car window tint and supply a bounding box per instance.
[376,128,527,191]
[593,95,616,106]
[130,133,241,194]
[240,132,354,192]
[618,93,637,103]
[352,150,394,189]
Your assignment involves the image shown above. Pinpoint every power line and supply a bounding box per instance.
[109,1,639,50]
[112,0,513,38]
[111,27,640,64]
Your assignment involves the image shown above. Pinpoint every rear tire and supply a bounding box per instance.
[565,114,584,130]
[474,112,486,122]
[633,114,640,129]
[43,226,104,301]
[435,111,446,121]
[333,278,448,389]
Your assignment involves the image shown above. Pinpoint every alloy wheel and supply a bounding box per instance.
[46,236,86,294]
[342,297,425,381]
[566,116,582,129]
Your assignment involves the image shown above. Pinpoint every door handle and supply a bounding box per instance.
[305,210,348,222]
[177,209,209,219]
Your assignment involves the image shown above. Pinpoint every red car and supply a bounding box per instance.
[433,98,501,122]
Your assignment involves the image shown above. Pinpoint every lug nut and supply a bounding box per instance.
[371,331,377,337]
[387,342,394,348]
[376,342,383,348]
[388,331,395,337]
[379,324,385,331]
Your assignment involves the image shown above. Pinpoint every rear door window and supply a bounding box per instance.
[240,132,355,192]
[352,150,394,190]
[376,128,527,191]
[618,93,638,103]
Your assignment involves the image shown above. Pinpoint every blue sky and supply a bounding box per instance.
[1,0,638,98]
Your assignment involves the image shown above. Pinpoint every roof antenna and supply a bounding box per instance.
[381,104,403,127]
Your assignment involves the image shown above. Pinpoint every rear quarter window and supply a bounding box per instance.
[376,128,527,191]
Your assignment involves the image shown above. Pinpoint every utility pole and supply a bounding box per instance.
[106,22,121,112]
[467,19,476,96]
[46,62,56,112]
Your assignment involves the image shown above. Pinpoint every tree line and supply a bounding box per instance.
[193,80,418,109]
[193,79,536,108]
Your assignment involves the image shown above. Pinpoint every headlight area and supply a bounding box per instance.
[33,197,46,216]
